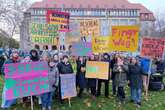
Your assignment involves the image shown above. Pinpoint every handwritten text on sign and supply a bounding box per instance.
[60,74,77,99]
[110,26,139,52]
[4,61,50,100]
[46,10,70,32]
[92,36,110,53]
[141,38,164,58]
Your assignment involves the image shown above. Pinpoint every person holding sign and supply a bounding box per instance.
[97,53,111,98]
[113,56,128,104]
[87,54,97,100]
[58,55,74,103]
[41,58,59,110]
[128,57,144,107]
[1,51,20,109]
[76,56,87,98]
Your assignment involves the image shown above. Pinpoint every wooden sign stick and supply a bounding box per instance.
[68,98,71,107]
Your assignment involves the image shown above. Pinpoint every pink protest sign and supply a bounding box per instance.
[4,61,50,100]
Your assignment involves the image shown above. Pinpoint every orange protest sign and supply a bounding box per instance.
[110,25,139,52]
[85,61,109,80]
[141,38,164,58]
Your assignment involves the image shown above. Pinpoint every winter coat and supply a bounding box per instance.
[111,58,117,80]
[76,60,87,89]
[58,62,73,74]
[128,64,143,89]
[48,65,59,92]
[113,64,128,87]
[156,61,165,74]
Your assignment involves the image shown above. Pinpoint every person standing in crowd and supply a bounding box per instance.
[50,45,58,57]
[0,49,5,75]
[87,54,97,100]
[128,57,144,107]
[76,56,87,98]
[42,45,49,57]
[58,55,73,103]
[1,51,20,109]
[41,57,59,110]
[155,58,165,74]
[111,54,118,96]
[97,53,111,98]
[30,49,39,62]
[113,56,128,104]
[21,55,32,106]
[69,56,77,73]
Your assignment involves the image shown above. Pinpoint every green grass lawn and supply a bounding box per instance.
[0,75,165,110]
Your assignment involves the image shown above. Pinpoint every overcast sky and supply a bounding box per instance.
[30,0,165,14]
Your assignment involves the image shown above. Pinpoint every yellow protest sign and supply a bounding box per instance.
[110,25,139,52]
[80,20,100,37]
[85,61,109,80]
[92,36,110,53]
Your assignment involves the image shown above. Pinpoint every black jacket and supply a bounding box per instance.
[58,62,73,74]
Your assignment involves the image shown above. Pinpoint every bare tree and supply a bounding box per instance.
[0,0,30,38]
[152,12,165,37]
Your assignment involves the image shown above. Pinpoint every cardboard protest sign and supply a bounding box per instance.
[141,38,164,58]
[71,42,92,56]
[4,61,49,100]
[92,36,110,53]
[30,23,59,37]
[80,20,100,37]
[47,10,70,32]
[86,61,109,80]
[110,25,139,52]
[140,57,152,74]
[60,74,77,99]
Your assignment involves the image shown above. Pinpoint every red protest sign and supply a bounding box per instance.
[141,38,164,58]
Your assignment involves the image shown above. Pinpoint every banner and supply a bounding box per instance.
[86,61,109,80]
[141,38,164,58]
[92,36,110,53]
[60,74,77,99]
[4,61,49,100]
[71,42,92,56]
[110,25,139,52]
[30,23,59,37]
[47,10,70,32]
[80,20,100,37]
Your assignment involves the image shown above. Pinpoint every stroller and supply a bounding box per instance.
[149,72,164,91]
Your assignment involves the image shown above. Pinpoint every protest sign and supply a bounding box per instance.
[141,38,164,58]
[110,25,139,52]
[92,36,110,53]
[71,42,92,56]
[4,61,49,100]
[86,61,109,80]
[30,23,59,37]
[60,74,77,99]
[140,57,152,74]
[47,10,70,32]
[80,20,100,37]
[31,36,57,45]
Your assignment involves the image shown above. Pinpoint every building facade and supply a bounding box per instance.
[20,0,155,50]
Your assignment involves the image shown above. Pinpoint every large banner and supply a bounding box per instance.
[71,42,92,56]
[46,10,70,32]
[141,38,164,58]
[60,74,77,99]
[110,25,139,52]
[80,20,100,37]
[30,23,58,44]
[86,61,109,80]
[4,61,49,100]
[92,36,110,53]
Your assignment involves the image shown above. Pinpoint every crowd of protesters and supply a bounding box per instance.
[0,46,165,110]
